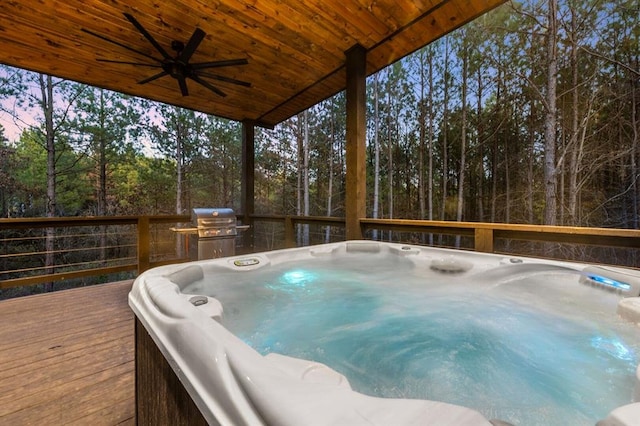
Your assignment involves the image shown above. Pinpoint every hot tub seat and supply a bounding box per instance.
[233,352,492,425]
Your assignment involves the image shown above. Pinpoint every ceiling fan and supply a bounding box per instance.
[82,13,250,97]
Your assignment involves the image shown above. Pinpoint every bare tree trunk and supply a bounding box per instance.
[98,89,107,264]
[281,126,289,213]
[527,103,535,224]
[441,38,450,228]
[418,51,426,222]
[372,74,380,240]
[505,135,510,223]
[559,128,565,225]
[325,100,335,243]
[386,71,394,242]
[491,69,500,223]
[175,111,185,258]
[222,139,230,206]
[544,0,558,225]
[477,67,484,222]
[40,74,55,292]
[526,16,536,226]
[566,8,580,226]
[303,110,310,245]
[387,81,394,224]
[176,142,183,216]
[455,37,468,248]
[98,89,107,217]
[427,51,435,245]
[632,73,639,229]
[296,114,303,245]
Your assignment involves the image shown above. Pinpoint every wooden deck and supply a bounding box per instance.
[0,281,135,425]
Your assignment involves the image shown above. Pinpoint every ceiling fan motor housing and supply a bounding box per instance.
[83,13,250,97]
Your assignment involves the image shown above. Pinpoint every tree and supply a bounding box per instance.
[0,65,28,141]
[301,110,310,244]
[73,88,143,216]
[371,73,381,239]
[453,30,470,247]
[413,45,437,227]
[190,116,242,208]
[151,105,205,215]
[440,37,452,222]
[456,30,469,225]
[0,125,19,217]
[151,105,205,257]
[131,155,176,214]
[542,0,559,225]
[33,74,87,290]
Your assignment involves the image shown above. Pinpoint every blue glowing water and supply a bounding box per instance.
[190,253,640,425]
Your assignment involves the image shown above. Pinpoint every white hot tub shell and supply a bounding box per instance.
[129,241,640,425]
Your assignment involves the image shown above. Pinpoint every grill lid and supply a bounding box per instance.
[192,208,236,226]
[166,208,239,237]
[171,208,242,237]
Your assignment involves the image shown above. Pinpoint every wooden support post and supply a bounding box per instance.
[284,216,295,248]
[241,120,255,253]
[345,44,367,240]
[474,228,494,253]
[137,216,150,274]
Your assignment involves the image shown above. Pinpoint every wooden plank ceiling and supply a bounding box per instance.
[0,0,504,128]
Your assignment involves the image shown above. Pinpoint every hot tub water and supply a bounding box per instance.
[183,252,640,425]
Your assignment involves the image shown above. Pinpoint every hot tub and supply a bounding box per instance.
[129,241,640,425]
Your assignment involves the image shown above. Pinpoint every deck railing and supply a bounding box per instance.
[358,218,640,253]
[2,214,640,292]
[0,215,190,290]
[250,215,640,268]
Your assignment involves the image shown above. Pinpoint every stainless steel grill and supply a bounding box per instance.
[173,208,246,259]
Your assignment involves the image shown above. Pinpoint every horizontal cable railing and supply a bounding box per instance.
[2,214,639,294]
[0,215,190,291]
[359,218,640,248]
[250,214,346,250]
[250,215,640,269]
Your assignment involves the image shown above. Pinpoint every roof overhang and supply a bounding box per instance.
[0,0,505,127]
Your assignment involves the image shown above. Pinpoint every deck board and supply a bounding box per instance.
[0,281,135,425]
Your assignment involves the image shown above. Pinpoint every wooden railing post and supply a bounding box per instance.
[474,228,494,253]
[138,216,150,274]
[284,216,296,248]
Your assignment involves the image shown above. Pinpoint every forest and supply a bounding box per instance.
[0,0,639,231]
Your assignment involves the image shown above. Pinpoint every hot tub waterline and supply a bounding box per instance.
[129,241,640,426]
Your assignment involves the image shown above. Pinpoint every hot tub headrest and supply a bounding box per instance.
[167,265,204,288]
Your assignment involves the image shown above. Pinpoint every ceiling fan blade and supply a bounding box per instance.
[97,59,161,68]
[190,75,226,97]
[179,28,206,63]
[138,71,168,85]
[123,13,172,60]
[82,28,161,63]
[178,76,189,96]
[197,71,251,87]
[191,58,249,70]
